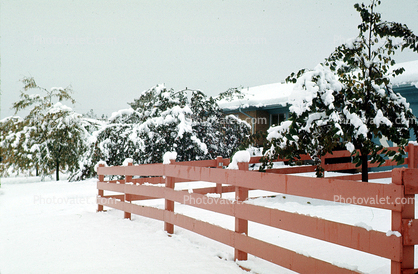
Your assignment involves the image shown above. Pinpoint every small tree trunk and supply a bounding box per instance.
[56,160,60,181]
[361,153,368,182]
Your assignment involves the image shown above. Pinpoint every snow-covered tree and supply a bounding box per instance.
[129,84,188,118]
[89,85,207,168]
[0,77,90,180]
[263,0,418,181]
[87,84,250,171]
[37,103,90,180]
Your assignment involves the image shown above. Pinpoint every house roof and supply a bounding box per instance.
[219,60,418,111]
[218,82,294,112]
[391,60,418,87]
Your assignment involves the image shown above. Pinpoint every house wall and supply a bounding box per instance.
[233,110,269,134]
[396,85,418,141]
[255,110,270,133]
[221,84,418,146]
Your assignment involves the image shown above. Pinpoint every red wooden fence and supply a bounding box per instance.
[97,143,418,273]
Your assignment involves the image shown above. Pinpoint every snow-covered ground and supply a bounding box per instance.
[1,175,417,273]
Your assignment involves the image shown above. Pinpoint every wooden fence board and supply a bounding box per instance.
[235,203,402,261]
[234,234,360,274]
[332,171,392,181]
[163,165,403,211]
[131,177,164,185]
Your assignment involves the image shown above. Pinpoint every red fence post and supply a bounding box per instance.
[216,156,223,195]
[391,168,415,273]
[407,143,417,169]
[164,159,175,234]
[124,162,133,220]
[235,161,249,261]
[97,163,105,212]
[402,144,417,274]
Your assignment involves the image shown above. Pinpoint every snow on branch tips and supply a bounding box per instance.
[288,64,343,117]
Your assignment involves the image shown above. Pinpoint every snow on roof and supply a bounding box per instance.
[391,59,418,87]
[219,60,418,111]
[218,82,294,111]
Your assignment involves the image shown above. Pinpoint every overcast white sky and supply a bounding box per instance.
[1,0,418,118]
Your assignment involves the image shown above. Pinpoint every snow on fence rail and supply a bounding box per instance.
[97,144,418,274]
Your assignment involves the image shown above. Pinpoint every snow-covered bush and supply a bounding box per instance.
[86,85,250,173]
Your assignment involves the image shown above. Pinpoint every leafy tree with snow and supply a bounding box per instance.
[0,77,90,180]
[0,116,33,176]
[38,104,90,180]
[263,0,418,181]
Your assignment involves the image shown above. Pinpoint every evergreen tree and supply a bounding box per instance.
[263,0,418,181]
[216,87,245,102]
[220,114,251,158]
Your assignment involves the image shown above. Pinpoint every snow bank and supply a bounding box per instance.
[0,178,248,274]
[1,174,402,273]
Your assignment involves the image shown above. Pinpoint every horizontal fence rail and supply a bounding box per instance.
[97,144,418,274]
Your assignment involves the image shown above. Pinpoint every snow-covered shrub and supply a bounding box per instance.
[87,84,250,172]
